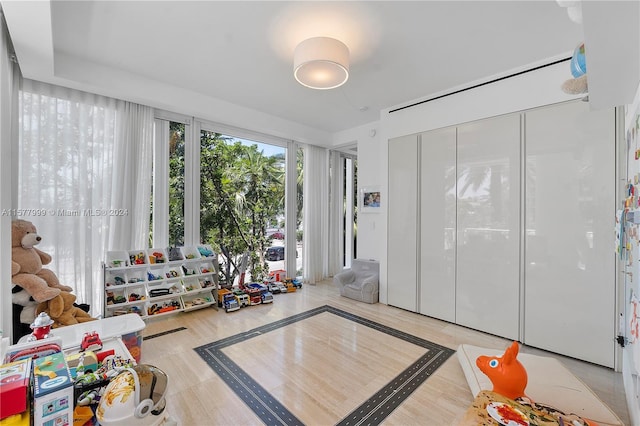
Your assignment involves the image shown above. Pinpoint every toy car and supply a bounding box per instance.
[81,332,103,352]
[267,282,280,294]
[223,293,240,312]
[276,282,288,293]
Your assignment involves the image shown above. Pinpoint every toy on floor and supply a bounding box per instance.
[477,341,597,426]
[476,341,528,400]
[97,364,176,426]
[223,293,240,312]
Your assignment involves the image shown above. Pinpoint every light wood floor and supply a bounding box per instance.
[139,280,630,425]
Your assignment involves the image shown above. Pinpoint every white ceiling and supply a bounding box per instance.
[0,1,592,138]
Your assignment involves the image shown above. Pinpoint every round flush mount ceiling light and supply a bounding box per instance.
[294,37,349,90]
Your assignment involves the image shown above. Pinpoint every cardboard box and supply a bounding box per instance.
[33,352,73,426]
[0,358,31,420]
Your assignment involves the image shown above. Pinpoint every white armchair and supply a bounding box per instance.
[333,259,379,303]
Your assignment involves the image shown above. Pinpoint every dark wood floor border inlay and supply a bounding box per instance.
[143,326,187,340]
[194,305,454,426]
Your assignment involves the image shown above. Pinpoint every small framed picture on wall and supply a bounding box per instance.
[361,187,381,213]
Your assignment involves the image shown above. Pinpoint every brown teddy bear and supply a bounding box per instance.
[36,291,96,328]
[12,219,73,302]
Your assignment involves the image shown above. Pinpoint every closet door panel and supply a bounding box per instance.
[524,102,615,367]
[420,128,456,322]
[456,114,521,339]
[388,135,418,311]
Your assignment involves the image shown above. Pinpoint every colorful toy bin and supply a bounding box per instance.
[121,331,143,363]
[0,358,32,421]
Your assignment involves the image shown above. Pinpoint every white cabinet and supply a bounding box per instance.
[455,114,521,340]
[523,102,615,367]
[103,245,218,320]
[388,134,419,311]
[419,127,457,322]
[386,100,617,366]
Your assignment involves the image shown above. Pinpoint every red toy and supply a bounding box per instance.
[81,332,103,352]
[26,312,54,341]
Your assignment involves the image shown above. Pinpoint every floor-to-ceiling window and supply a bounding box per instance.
[151,113,298,287]
[168,122,186,246]
[296,146,304,278]
[345,156,357,266]
[199,130,289,285]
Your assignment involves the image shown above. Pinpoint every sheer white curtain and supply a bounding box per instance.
[1,8,20,337]
[109,102,154,250]
[328,150,343,276]
[18,80,153,313]
[302,144,329,284]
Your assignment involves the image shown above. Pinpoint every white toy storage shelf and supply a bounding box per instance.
[103,245,218,320]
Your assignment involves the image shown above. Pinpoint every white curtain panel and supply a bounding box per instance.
[302,144,329,284]
[328,150,343,276]
[18,81,152,313]
[108,102,153,250]
[1,9,19,337]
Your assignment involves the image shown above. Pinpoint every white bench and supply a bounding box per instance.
[457,344,624,426]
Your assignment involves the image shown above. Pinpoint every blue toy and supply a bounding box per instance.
[223,293,240,312]
[570,43,586,78]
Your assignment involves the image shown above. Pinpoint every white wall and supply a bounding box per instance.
[333,121,381,262]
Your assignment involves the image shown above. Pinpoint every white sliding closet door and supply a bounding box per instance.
[524,102,615,367]
[456,114,521,340]
[420,128,457,322]
[388,135,418,311]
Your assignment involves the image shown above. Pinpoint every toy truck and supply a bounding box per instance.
[248,283,273,304]
[261,291,274,304]
[217,288,232,308]
[223,293,240,312]
[247,289,262,305]
[283,277,297,293]
[233,290,250,308]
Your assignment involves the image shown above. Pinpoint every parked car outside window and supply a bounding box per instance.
[266,246,285,261]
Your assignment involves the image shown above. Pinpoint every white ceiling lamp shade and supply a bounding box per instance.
[293,37,350,90]
[556,0,583,24]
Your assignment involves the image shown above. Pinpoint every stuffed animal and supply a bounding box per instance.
[11,284,37,342]
[11,219,72,302]
[12,284,38,326]
[36,291,96,328]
